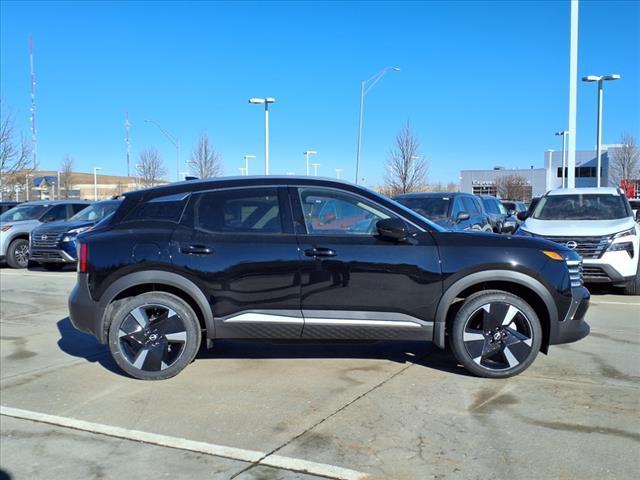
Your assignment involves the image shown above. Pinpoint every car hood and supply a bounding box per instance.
[521,217,635,237]
[436,229,570,252]
[0,219,42,232]
[34,219,95,234]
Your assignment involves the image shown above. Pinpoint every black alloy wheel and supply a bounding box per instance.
[450,290,541,378]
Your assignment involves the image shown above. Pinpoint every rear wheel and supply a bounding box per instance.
[108,292,201,380]
[450,290,542,378]
[6,238,30,269]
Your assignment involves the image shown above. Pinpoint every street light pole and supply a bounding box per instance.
[303,150,317,176]
[312,163,320,176]
[243,155,256,176]
[355,66,400,184]
[555,131,568,188]
[582,74,621,187]
[335,168,343,180]
[249,98,276,175]
[144,119,180,182]
[93,167,102,201]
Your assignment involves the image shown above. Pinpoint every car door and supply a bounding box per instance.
[291,186,441,341]
[171,186,303,339]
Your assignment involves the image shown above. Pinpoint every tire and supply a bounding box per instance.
[6,238,30,269]
[42,263,65,271]
[107,292,201,380]
[449,290,542,378]
[622,270,640,296]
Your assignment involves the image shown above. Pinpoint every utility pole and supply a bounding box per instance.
[29,36,38,170]
[566,0,579,188]
[125,112,131,177]
[312,163,320,176]
[335,168,343,180]
[303,150,317,176]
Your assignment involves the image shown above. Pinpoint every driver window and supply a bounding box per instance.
[298,188,394,236]
[451,197,464,218]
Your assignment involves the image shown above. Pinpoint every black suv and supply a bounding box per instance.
[394,192,492,232]
[478,195,518,233]
[69,177,590,380]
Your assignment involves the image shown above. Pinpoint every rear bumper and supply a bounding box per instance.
[549,286,590,345]
[68,273,105,342]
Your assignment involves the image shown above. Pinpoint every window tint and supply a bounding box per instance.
[451,197,464,217]
[195,188,283,234]
[482,198,500,214]
[298,187,393,235]
[533,194,630,220]
[462,196,479,214]
[124,193,188,223]
[395,197,449,221]
[72,204,88,214]
[45,204,69,221]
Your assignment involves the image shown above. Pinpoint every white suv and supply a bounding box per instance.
[517,188,639,295]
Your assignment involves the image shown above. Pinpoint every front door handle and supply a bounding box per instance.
[181,244,213,255]
[304,247,336,258]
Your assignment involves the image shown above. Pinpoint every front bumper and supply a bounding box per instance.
[549,286,590,345]
[68,273,106,343]
[30,248,76,264]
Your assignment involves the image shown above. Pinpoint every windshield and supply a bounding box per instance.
[533,194,631,220]
[395,197,450,221]
[70,201,121,222]
[0,205,47,223]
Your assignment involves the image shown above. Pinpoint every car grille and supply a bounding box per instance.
[582,265,611,282]
[31,231,65,248]
[29,250,64,261]
[566,259,583,288]
[542,235,610,259]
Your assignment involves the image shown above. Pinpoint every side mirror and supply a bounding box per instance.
[455,211,470,223]
[517,211,528,221]
[376,218,409,242]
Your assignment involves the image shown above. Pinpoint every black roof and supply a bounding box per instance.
[125,176,371,202]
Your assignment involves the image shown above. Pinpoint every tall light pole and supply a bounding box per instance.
[144,119,180,182]
[248,97,276,175]
[355,66,400,184]
[93,167,102,200]
[582,74,621,187]
[303,150,317,176]
[243,154,256,176]
[312,163,320,176]
[555,131,568,188]
[566,0,579,188]
[335,168,343,180]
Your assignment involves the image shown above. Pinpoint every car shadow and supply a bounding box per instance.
[56,317,124,376]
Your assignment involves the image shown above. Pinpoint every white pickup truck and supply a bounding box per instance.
[516,187,639,295]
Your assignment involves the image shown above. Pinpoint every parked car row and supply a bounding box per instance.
[393,192,518,234]
[0,199,119,269]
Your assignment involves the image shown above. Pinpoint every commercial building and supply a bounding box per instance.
[460,147,620,201]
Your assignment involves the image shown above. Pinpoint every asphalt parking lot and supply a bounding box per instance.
[0,267,639,480]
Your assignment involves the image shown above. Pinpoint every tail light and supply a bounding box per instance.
[78,243,88,273]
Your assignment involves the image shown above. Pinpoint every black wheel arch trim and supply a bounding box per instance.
[433,269,558,350]
[97,270,215,342]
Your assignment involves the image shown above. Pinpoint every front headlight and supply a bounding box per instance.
[62,226,92,242]
[612,227,637,239]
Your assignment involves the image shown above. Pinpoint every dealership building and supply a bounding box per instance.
[460,148,618,201]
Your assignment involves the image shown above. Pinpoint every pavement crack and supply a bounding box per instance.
[227,350,433,480]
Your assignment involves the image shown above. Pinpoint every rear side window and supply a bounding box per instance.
[194,188,283,234]
[124,193,189,223]
[72,204,88,214]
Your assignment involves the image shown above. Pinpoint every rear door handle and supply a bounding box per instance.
[181,244,214,255]
[304,247,336,258]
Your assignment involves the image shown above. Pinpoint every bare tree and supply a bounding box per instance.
[496,174,531,201]
[60,154,75,198]
[610,133,640,187]
[189,131,223,179]
[1,107,33,200]
[383,121,428,196]
[137,147,167,187]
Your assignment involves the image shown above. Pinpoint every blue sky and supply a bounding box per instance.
[1,0,639,186]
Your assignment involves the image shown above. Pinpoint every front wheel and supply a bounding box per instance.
[108,292,201,380]
[622,270,640,295]
[450,290,542,378]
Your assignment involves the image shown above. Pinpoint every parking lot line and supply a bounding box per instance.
[591,301,640,306]
[0,405,370,480]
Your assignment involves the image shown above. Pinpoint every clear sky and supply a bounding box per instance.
[1,0,639,186]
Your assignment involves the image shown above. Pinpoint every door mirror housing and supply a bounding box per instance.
[376,218,409,242]
[517,211,528,221]
[455,211,470,223]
